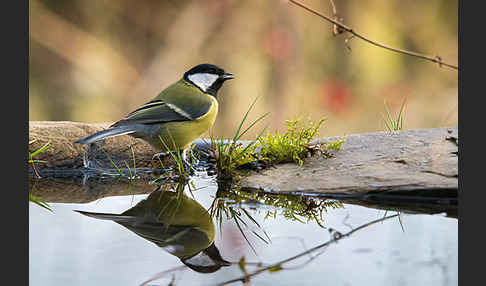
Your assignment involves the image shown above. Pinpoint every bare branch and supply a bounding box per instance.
[329,0,344,36]
[288,0,458,71]
[139,266,186,286]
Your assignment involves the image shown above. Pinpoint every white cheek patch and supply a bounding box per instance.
[188,73,219,92]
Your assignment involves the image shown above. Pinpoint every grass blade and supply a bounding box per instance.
[381,113,392,131]
[397,98,406,130]
[29,141,51,159]
[235,112,270,142]
[232,96,261,143]
[103,150,124,176]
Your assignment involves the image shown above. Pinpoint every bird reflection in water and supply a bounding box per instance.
[75,182,231,273]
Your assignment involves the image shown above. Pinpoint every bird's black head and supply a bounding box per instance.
[181,242,231,273]
[183,63,234,97]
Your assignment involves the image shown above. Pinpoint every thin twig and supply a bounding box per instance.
[288,0,458,71]
[215,213,400,286]
[329,0,343,36]
[139,265,186,286]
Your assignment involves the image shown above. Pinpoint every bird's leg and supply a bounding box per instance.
[152,149,197,176]
[179,148,198,175]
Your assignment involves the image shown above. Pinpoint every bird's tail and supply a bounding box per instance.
[74,210,138,223]
[74,125,136,145]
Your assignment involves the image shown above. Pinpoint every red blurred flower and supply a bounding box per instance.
[320,78,352,115]
[263,28,294,61]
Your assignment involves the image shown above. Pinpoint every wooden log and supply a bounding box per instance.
[28,121,173,176]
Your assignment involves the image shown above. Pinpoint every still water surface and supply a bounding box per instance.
[29,175,457,286]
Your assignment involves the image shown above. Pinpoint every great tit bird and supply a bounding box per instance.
[74,63,234,159]
[75,183,231,273]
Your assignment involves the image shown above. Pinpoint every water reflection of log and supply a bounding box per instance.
[277,189,458,219]
[333,191,457,219]
[29,177,155,203]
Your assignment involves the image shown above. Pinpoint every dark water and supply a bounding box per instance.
[29,173,457,286]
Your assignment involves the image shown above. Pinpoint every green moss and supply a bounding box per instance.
[212,115,346,180]
[258,116,342,166]
[322,136,346,153]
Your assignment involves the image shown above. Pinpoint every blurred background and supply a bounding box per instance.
[29,0,458,139]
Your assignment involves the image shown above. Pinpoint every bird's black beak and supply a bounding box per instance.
[220,73,234,80]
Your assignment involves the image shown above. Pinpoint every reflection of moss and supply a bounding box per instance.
[261,194,343,228]
[208,181,343,255]
[213,182,344,229]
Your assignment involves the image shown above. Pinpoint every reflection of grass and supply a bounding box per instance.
[209,180,271,255]
[382,210,405,232]
[217,186,344,228]
[29,193,52,212]
[209,196,270,256]
[209,182,344,254]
